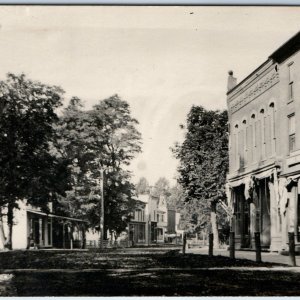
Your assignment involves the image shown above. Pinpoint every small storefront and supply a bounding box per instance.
[228,167,300,252]
[156,227,164,243]
[128,222,146,245]
[228,168,275,250]
[27,210,86,249]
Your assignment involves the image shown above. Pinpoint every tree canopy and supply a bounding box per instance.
[0,73,69,248]
[172,106,229,244]
[135,177,150,195]
[56,94,142,236]
[173,106,229,203]
[153,177,171,197]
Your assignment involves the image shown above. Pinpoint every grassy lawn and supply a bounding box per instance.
[0,248,298,296]
[0,248,280,269]
[10,269,300,296]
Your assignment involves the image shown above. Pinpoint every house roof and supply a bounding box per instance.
[227,31,300,95]
[26,209,88,223]
[269,31,300,63]
[137,194,149,203]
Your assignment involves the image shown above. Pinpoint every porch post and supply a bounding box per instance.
[39,218,43,248]
[250,203,256,248]
[269,180,280,251]
[62,222,65,249]
[70,224,73,250]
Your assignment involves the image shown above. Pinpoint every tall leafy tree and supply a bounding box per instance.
[135,177,150,195]
[165,184,183,208]
[153,177,170,197]
[0,73,69,249]
[56,94,141,238]
[172,106,229,247]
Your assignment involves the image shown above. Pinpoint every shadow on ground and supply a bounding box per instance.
[0,248,298,296]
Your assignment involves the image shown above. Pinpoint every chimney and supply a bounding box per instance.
[227,70,237,92]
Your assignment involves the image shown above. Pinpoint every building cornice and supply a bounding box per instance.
[227,62,279,114]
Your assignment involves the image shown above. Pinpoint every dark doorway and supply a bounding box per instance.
[52,221,64,248]
[234,184,250,248]
[151,222,157,243]
[33,220,40,245]
[257,178,271,247]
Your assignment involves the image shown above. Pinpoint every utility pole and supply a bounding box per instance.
[99,168,104,249]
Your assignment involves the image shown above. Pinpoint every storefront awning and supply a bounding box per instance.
[254,168,275,180]
[228,168,276,188]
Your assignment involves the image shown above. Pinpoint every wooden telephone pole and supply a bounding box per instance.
[99,168,104,249]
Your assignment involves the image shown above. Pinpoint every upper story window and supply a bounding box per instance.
[288,114,296,153]
[288,62,294,101]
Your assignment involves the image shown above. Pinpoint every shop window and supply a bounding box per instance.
[288,63,294,101]
[232,133,237,170]
[238,130,244,168]
[246,125,253,164]
[260,109,266,159]
[255,120,262,161]
[288,114,296,153]
[269,102,276,155]
[264,114,271,158]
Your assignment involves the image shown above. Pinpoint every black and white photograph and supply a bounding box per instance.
[0,4,299,296]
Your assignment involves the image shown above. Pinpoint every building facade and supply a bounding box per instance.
[0,201,86,249]
[227,31,300,252]
[156,195,168,243]
[129,192,170,245]
[128,199,147,246]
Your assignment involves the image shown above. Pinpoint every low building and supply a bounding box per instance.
[128,199,147,246]
[131,191,169,245]
[156,195,168,243]
[0,201,87,250]
[165,207,182,243]
[226,31,300,252]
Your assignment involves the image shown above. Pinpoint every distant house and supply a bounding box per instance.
[148,193,159,243]
[167,208,176,234]
[166,207,183,243]
[127,192,158,245]
[0,201,87,250]
[156,195,168,243]
[129,191,179,245]
[128,199,147,246]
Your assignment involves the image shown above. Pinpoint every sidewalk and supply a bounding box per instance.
[187,247,299,266]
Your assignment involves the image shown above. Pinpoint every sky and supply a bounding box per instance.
[0,6,299,185]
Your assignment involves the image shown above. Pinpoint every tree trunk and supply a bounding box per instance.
[0,213,6,247]
[103,225,108,240]
[81,225,86,249]
[70,224,74,250]
[4,204,14,250]
[210,201,219,249]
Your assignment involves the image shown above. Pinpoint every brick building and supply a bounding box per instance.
[226,31,300,251]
